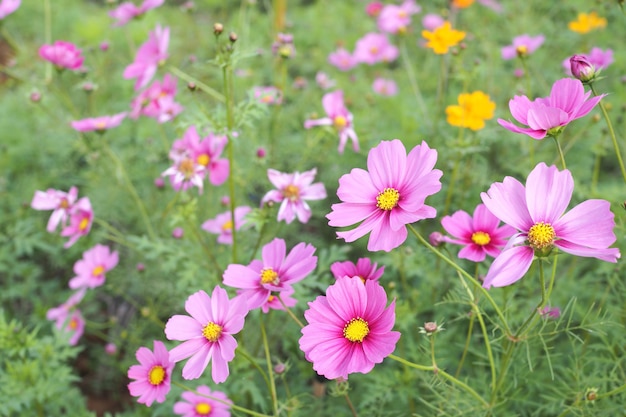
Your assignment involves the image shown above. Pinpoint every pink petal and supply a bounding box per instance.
[553,199,617,249]
[554,240,620,262]
[483,246,534,288]
[168,338,206,363]
[525,162,573,223]
[497,119,547,139]
[181,344,213,380]
[526,106,568,131]
[442,210,473,240]
[481,176,533,232]
[367,140,406,190]
[326,277,367,321]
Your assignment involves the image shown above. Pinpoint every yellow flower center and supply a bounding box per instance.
[334,115,347,129]
[343,317,370,343]
[527,222,555,249]
[195,403,212,415]
[268,294,275,302]
[148,365,166,386]
[471,231,491,246]
[69,318,78,330]
[197,153,210,167]
[221,220,233,231]
[95,121,107,130]
[260,268,279,285]
[92,265,105,276]
[282,184,300,201]
[369,46,379,55]
[202,322,223,342]
[60,198,70,209]
[376,188,400,211]
[79,217,90,231]
[516,45,528,57]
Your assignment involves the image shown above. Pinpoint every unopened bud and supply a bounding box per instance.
[570,55,597,83]
[429,232,445,247]
[229,32,238,43]
[187,82,197,91]
[273,363,286,374]
[30,91,42,102]
[214,23,224,35]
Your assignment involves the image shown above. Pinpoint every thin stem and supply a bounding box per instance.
[552,136,567,170]
[455,311,475,378]
[514,260,546,339]
[236,346,271,389]
[596,382,626,400]
[173,381,272,417]
[400,38,428,128]
[168,66,225,103]
[344,393,359,417]
[278,295,305,328]
[44,0,52,84]
[223,63,237,264]
[260,315,279,416]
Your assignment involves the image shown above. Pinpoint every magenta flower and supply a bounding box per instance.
[38,41,84,71]
[353,32,399,64]
[31,186,79,232]
[109,0,164,26]
[299,277,400,380]
[372,77,398,96]
[222,238,317,310]
[304,90,359,154]
[365,1,383,17]
[123,24,169,90]
[497,78,605,140]
[562,47,613,77]
[164,287,248,382]
[0,0,20,19]
[501,34,545,60]
[261,168,327,224]
[130,73,183,123]
[202,206,251,245]
[69,244,119,289]
[327,139,442,252]
[174,385,232,417]
[46,289,86,329]
[128,340,175,407]
[330,258,385,282]
[70,112,127,133]
[328,48,357,71]
[60,197,93,248]
[441,203,516,262]
[377,0,421,34]
[480,162,620,288]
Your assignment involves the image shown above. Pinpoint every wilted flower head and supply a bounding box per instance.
[70,112,127,133]
[272,33,295,58]
[501,34,545,60]
[123,24,169,90]
[446,91,495,130]
[568,12,607,34]
[127,340,175,406]
[304,90,359,154]
[422,22,465,54]
[353,32,399,64]
[39,41,84,70]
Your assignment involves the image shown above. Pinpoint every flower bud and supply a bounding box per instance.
[213,23,224,35]
[172,227,184,239]
[229,32,238,43]
[569,55,597,83]
[429,231,445,247]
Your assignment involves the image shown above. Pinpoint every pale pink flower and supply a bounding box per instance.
[60,197,93,248]
[222,238,317,310]
[252,86,283,105]
[31,186,79,232]
[123,24,169,90]
[63,309,85,345]
[299,277,400,380]
[501,34,545,60]
[38,41,84,70]
[127,340,175,406]
[0,0,20,19]
[365,1,383,17]
[69,244,119,289]
[315,71,336,90]
[422,13,445,31]
[164,287,248,382]
[304,90,359,153]
[46,288,86,328]
[202,206,251,245]
[327,139,442,252]
[353,32,399,65]
[330,258,384,282]
[261,168,327,224]
[172,227,184,239]
[498,78,605,140]
[174,385,232,417]
[441,203,516,262]
[377,0,421,34]
[481,162,620,288]
[328,48,357,71]
[70,112,127,132]
[130,73,183,123]
[109,0,164,26]
[372,77,398,96]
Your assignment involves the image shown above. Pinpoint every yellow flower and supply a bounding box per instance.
[422,22,466,55]
[568,12,607,34]
[452,0,475,8]
[446,91,495,131]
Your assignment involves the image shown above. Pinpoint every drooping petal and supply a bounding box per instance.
[497,118,547,139]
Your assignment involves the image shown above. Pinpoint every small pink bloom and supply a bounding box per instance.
[365,1,383,17]
[330,258,384,282]
[501,34,545,60]
[327,139,442,252]
[70,112,127,132]
[299,277,401,380]
[164,287,249,382]
[174,385,232,417]
[60,197,93,248]
[422,13,445,31]
[202,206,251,245]
[123,24,169,90]
[100,41,110,51]
[328,48,357,72]
[377,0,421,34]
[39,41,84,70]
[154,177,165,188]
[261,168,327,224]
[271,32,295,58]
[105,342,117,355]
[223,238,317,311]
[304,90,359,154]
[31,186,79,232]
[481,162,620,288]
[69,244,119,289]
[63,309,85,345]
[429,231,445,247]
[110,0,164,26]
[514,68,524,78]
[315,71,336,90]
[128,340,175,406]
[172,227,184,239]
[46,289,86,328]
[539,306,561,319]
[0,0,20,19]
[353,32,399,65]
[498,78,605,140]
[252,86,283,105]
[130,74,183,122]
[372,77,398,96]
[256,147,266,158]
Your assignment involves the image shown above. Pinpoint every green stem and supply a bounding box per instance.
[552,136,567,170]
[260,315,279,416]
[43,0,52,84]
[236,346,271,389]
[344,393,359,417]
[223,63,237,264]
[168,66,225,102]
[454,310,475,378]
[596,382,626,400]
[173,381,272,417]
[278,295,305,328]
[400,38,428,129]
[514,260,548,339]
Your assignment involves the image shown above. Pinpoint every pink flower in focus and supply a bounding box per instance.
[60,197,93,248]
[372,77,398,96]
[365,1,383,17]
[252,86,283,105]
[70,112,127,133]
[38,41,84,70]
[422,13,445,31]
[202,206,251,245]
[174,385,232,417]
[69,244,119,289]
[441,203,516,262]
[130,74,183,123]
[164,287,248,382]
[46,289,86,329]
[109,0,164,26]
[480,162,620,288]
[123,24,169,90]
[127,340,175,406]
[330,258,385,282]
[327,139,442,252]
[223,238,317,310]
[0,0,20,19]
[501,34,545,60]
[497,78,605,140]
[304,90,359,153]
[328,48,357,71]
[377,0,421,34]
[261,168,327,224]
[299,277,400,380]
[353,32,399,64]
[31,186,79,232]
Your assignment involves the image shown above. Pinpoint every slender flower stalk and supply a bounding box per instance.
[223,52,237,263]
[259,316,278,416]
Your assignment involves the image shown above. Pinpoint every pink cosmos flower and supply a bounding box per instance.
[164,287,248,382]
[299,277,400,380]
[202,206,251,245]
[31,186,79,232]
[422,14,445,31]
[38,41,84,70]
[261,168,327,224]
[109,0,164,26]
[353,32,399,64]
[271,33,295,58]
[128,340,175,406]
[63,309,85,345]
[562,47,614,77]
[365,1,383,17]
[304,90,359,154]
[222,238,317,310]
[70,112,127,132]
[123,24,169,90]
[377,0,421,34]
[315,71,336,90]
[441,203,516,262]
[130,73,183,123]
[328,48,357,72]
[60,197,93,248]
[330,258,385,282]
[46,288,86,329]
[252,86,283,105]
[68,244,119,289]
[174,385,232,417]
[497,78,605,140]
[0,0,20,19]
[372,77,398,96]
[480,162,620,288]
[327,139,442,252]
[501,34,545,60]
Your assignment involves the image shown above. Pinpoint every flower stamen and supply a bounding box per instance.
[376,188,400,211]
[471,231,491,246]
[527,222,555,249]
[344,317,370,343]
[260,268,280,285]
[202,322,223,342]
[148,365,166,385]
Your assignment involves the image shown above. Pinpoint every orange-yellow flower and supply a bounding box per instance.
[568,12,607,34]
[446,91,495,131]
[452,0,475,8]
[422,22,466,55]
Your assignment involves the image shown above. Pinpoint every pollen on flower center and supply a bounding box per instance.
[471,231,491,246]
[197,154,210,166]
[79,217,89,231]
[376,188,400,211]
[202,322,223,342]
[527,222,555,249]
[95,121,107,130]
[148,365,166,386]
[69,318,78,330]
[369,46,379,55]
[343,317,370,343]
[283,184,300,201]
[260,268,280,285]
[195,402,212,415]
[92,265,105,276]
[333,115,347,128]
[221,220,233,231]
[516,45,528,56]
